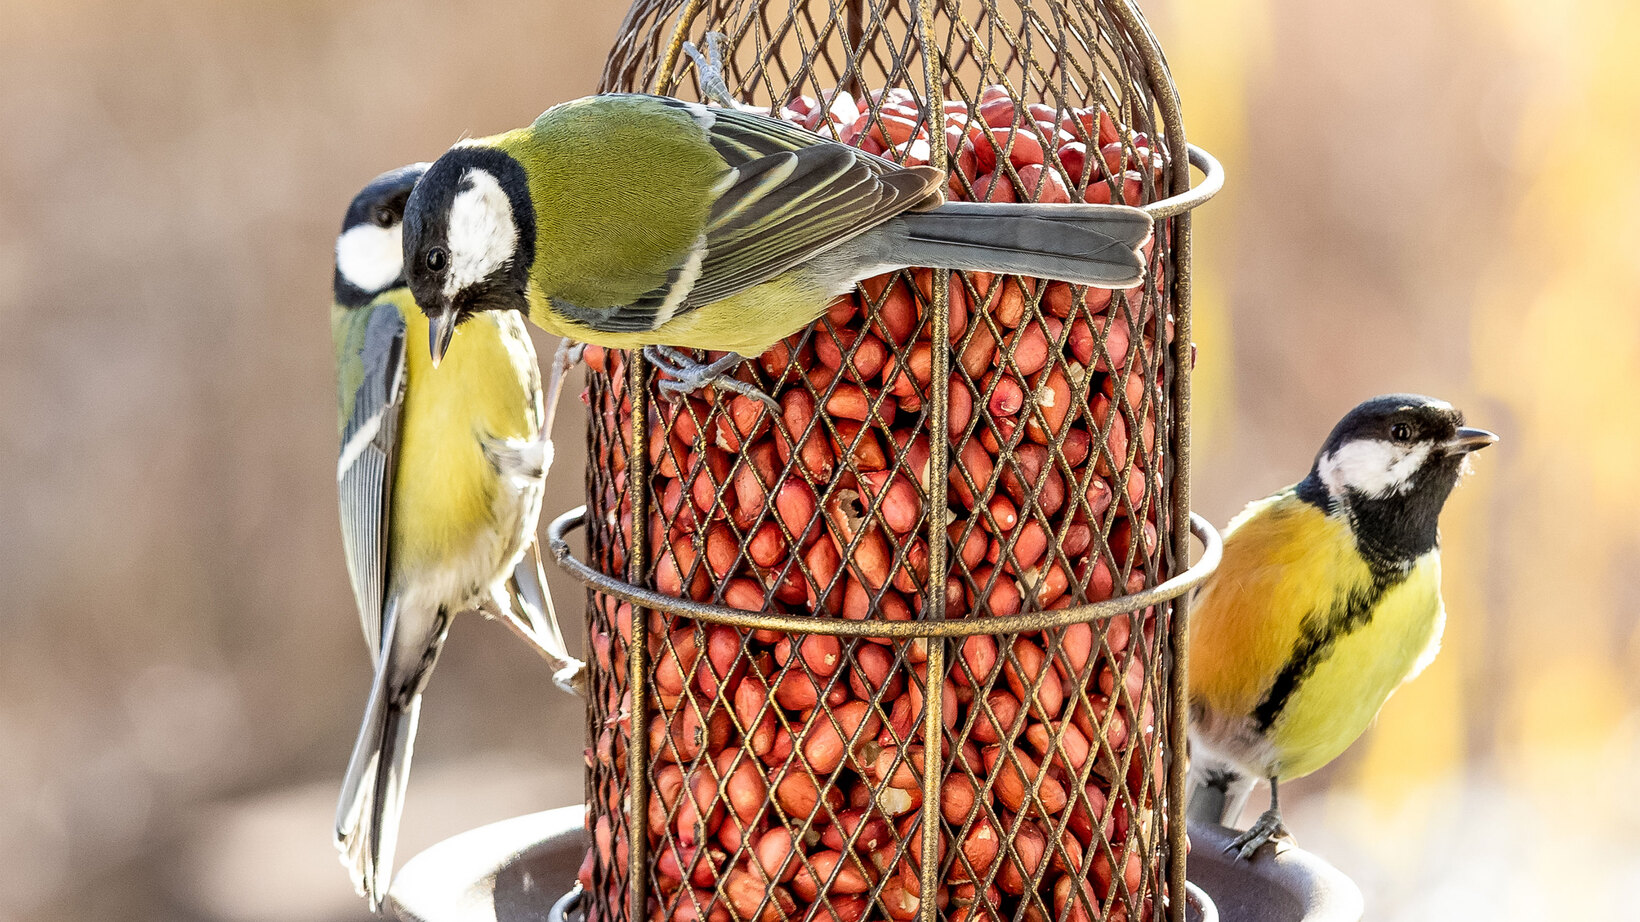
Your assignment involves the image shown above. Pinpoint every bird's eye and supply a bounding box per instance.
[1390,423,1413,442]
[424,246,449,273]
[371,206,396,228]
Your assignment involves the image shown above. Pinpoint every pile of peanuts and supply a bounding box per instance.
[577,84,1174,922]
[782,85,1160,209]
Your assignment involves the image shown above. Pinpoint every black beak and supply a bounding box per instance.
[1443,427,1499,454]
[429,307,457,368]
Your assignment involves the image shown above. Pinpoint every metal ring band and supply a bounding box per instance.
[548,883,585,922]
[547,507,1221,637]
[1144,145,1224,220]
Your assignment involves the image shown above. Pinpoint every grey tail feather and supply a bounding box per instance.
[882,202,1153,288]
[336,647,423,911]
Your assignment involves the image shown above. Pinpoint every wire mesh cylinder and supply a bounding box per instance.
[576,4,1203,922]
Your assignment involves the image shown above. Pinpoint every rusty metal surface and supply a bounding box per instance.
[551,507,1219,637]
[569,4,1222,922]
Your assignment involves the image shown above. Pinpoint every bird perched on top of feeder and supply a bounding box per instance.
[1187,394,1497,859]
[398,34,1153,408]
[330,164,583,910]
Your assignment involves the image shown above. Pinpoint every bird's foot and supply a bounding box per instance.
[557,340,587,368]
[682,32,738,109]
[479,596,586,693]
[1225,808,1293,861]
[553,661,589,698]
[643,345,778,412]
[538,338,586,452]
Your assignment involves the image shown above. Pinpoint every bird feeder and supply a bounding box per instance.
[548,2,1224,922]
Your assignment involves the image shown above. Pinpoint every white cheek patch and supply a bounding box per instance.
[335,223,404,294]
[444,168,519,299]
[1319,439,1432,498]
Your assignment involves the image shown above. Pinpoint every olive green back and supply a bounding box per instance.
[497,95,721,310]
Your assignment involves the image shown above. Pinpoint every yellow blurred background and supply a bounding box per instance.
[0,1,1634,921]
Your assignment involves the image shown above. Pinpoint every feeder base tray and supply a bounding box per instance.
[1179,823,1362,922]
[390,804,585,922]
[390,806,1355,922]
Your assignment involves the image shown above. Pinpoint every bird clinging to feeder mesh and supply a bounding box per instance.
[330,165,584,910]
[1186,394,1497,859]
[399,34,1154,408]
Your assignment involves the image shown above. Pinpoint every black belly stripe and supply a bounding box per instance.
[1250,568,1409,732]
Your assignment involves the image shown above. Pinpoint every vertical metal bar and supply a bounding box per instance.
[1098,4,1193,921]
[912,3,950,921]
[916,638,946,922]
[915,0,951,625]
[1163,209,1194,922]
[654,0,708,96]
[628,17,722,918]
[584,379,601,908]
[625,353,653,922]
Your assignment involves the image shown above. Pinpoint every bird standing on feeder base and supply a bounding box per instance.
[399,38,1153,407]
[1186,394,1497,859]
[330,165,583,910]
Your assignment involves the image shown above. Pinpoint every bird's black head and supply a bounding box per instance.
[401,145,536,365]
[1296,394,1497,568]
[333,163,429,308]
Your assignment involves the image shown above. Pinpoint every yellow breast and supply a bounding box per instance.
[1188,492,1445,780]
[1272,555,1442,778]
[390,295,542,579]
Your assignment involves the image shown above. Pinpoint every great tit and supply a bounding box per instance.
[398,91,1154,406]
[1186,394,1497,859]
[330,164,580,909]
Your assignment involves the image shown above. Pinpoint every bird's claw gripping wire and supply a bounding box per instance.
[683,32,739,109]
[642,345,779,412]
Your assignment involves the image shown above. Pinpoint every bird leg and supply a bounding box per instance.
[1187,764,1256,827]
[1226,777,1294,860]
[511,338,583,482]
[474,338,590,694]
[479,543,587,698]
[484,604,587,698]
[643,345,779,412]
[542,338,584,438]
[682,32,739,109]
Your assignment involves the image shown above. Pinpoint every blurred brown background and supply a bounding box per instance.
[1,1,1634,921]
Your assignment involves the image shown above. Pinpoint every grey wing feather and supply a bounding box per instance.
[337,303,408,662]
[632,100,944,317]
[685,147,937,306]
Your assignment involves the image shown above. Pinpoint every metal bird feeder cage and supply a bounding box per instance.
[548,3,1224,922]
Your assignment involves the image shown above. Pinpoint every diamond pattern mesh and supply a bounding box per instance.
[580,3,1190,922]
